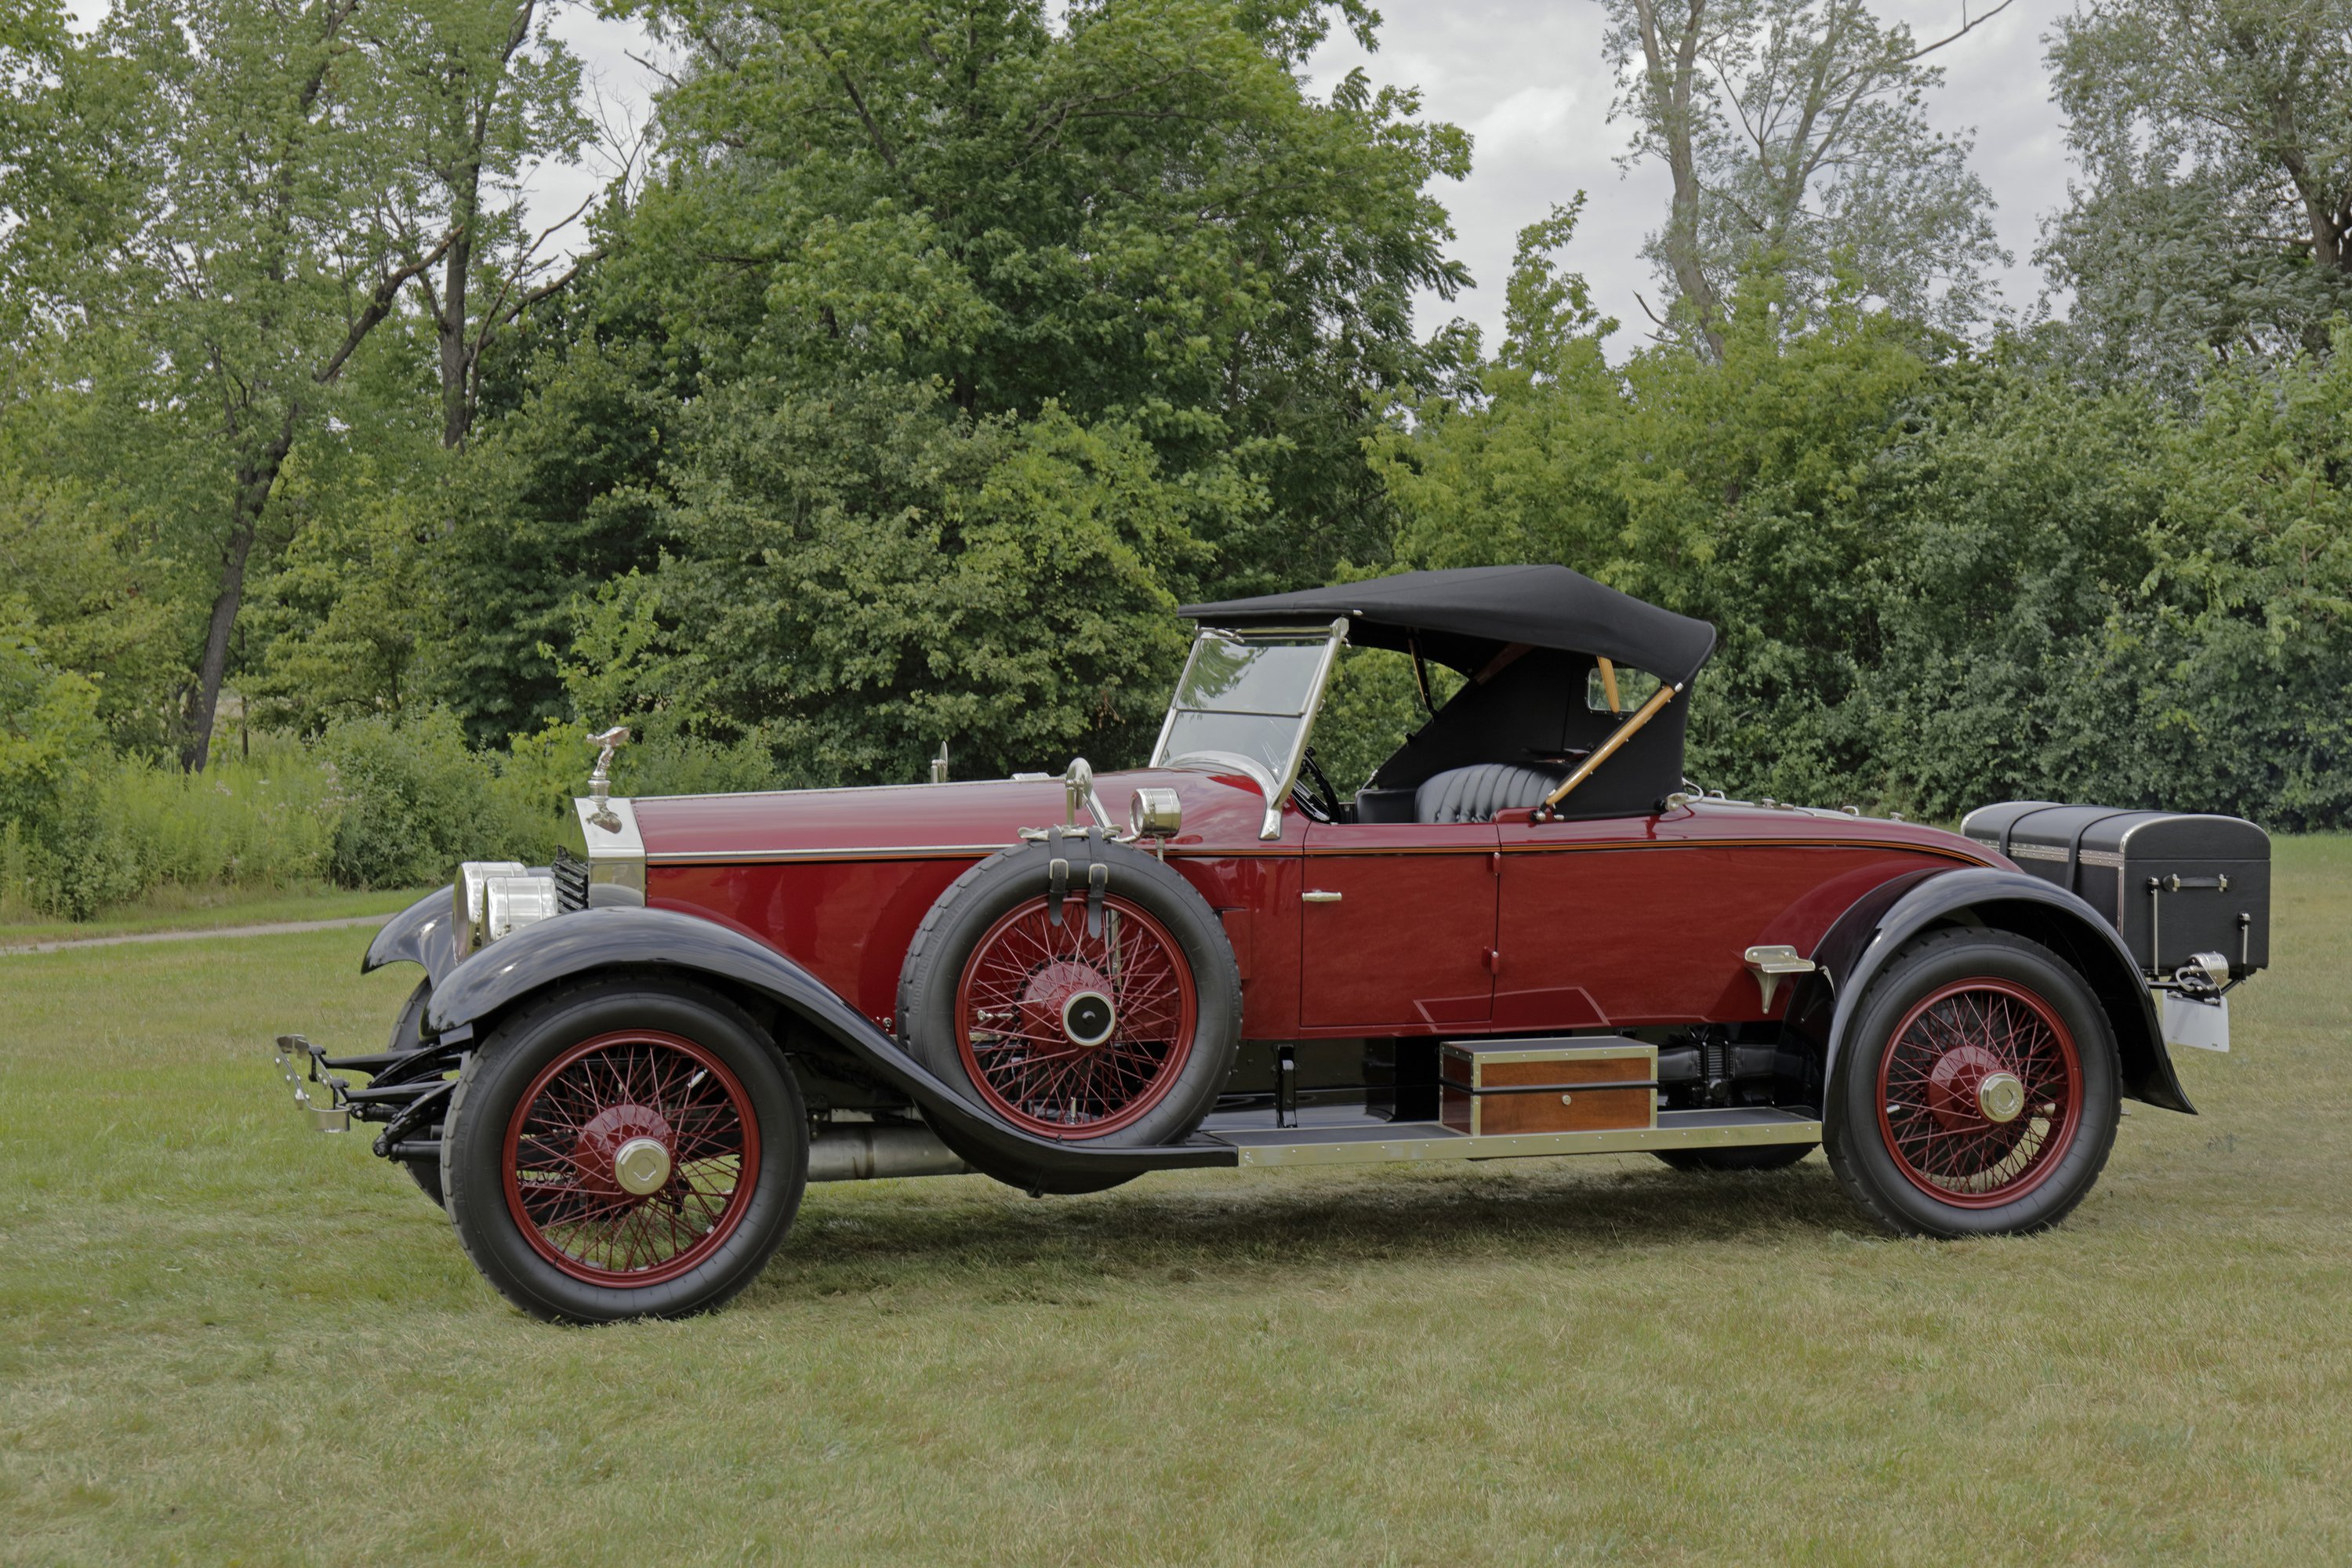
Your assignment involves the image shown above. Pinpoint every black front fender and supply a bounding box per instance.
[1790,866,2191,1115]
[423,906,1236,1179]
[362,885,458,982]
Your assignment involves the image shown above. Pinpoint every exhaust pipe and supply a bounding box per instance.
[807,1123,971,1183]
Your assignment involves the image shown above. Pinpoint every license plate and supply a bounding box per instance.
[2159,991,2229,1054]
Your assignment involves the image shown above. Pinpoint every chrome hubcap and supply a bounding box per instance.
[1976,1070,2027,1125]
[612,1134,673,1196]
[1061,989,1116,1047]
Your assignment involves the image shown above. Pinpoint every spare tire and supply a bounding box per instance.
[898,834,1241,1155]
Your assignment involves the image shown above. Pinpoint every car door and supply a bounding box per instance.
[1298,821,1498,1028]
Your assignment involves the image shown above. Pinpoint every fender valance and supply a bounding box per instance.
[1793,867,2192,1115]
[422,906,1238,1180]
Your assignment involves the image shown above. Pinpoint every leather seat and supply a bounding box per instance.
[1414,762,1569,824]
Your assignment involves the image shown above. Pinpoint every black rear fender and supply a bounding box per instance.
[1786,867,2191,1115]
[422,906,1235,1179]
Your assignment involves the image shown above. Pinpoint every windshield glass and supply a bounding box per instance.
[1152,630,1336,789]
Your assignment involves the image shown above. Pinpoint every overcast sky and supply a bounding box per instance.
[74,0,2076,354]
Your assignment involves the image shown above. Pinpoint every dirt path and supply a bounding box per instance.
[0,913,390,956]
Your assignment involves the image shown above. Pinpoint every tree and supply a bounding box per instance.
[390,0,594,448]
[627,0,1470,597]
[2043,0,2352,381]
[0,0,60,186]
[2,0,586,768]
[425,0,1475,777]
[1599,0,2011,354]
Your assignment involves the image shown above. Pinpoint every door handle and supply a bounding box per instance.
[1301,890,1343,904]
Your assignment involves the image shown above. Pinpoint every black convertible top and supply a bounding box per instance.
[1181,564,1718,687]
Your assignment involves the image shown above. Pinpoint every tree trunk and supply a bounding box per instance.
[1633,0,1726,358]
[180,424,295,771]
[438,220,474,448]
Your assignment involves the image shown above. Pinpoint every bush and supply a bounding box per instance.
[98,739,342,890]
[322,710,550,889]
[0,626,126,917]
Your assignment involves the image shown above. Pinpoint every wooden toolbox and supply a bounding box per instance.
[1439,1038,1658,1138]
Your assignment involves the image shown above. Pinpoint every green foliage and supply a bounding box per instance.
[427,334,679,746]
[1380,220,2352,827]
[646,380,1207,782]
[319,709,553,888]
[0,622,107,880]
[403,0,1477,782]
[92,742,341,896]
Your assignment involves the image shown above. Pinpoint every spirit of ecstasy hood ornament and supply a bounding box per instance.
[586,725,630,832]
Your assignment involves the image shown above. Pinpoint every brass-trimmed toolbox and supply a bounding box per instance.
[1439,1037,1659,1137]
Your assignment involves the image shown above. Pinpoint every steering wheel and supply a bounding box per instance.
[1291,748,1345,823]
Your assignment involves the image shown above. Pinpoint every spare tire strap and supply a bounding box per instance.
[1087,862,1109,938]
[1047,856,1069,924]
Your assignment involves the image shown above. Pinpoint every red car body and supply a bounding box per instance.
[635,774,1992,1041]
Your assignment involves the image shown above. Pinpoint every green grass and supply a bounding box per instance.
[0,884,432,947]
[2,848,2347,1565]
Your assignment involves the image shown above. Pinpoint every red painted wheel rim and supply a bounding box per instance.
[953,893,1198,1138]
[501,1030,760,1286]
[1875,978,2083,1207]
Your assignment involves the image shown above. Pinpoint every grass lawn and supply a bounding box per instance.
[1,846,2346,1566]
[0,885,433,948]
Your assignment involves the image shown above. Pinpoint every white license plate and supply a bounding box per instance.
[2160,990,2230,1053]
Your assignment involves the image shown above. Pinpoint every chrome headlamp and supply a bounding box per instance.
[456,860,560,952]
[1128,787,1182,841]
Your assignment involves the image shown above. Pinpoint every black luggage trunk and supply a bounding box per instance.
[1960,802,2270,979]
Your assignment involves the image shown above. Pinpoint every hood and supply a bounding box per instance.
[632,767,1276,863]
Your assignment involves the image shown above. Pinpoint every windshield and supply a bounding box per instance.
[1151,624,1345,829]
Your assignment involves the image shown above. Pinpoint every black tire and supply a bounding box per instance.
[897,837,1242,1163]
[440,977,808,1323]
[387,978,445,1208]
[1654,1142,1816,1174]
[1824,928,2120,1239]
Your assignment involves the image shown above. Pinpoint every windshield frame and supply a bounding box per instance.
[1151,619,1349,840]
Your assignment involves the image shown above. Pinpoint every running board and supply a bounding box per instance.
[1207,1107,1821,1168]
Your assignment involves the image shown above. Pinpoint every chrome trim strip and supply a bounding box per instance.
[647,844,1005,866]
[1214,1107,1821,1167]
[644,832,1990,869]
[2005,842,2125,869]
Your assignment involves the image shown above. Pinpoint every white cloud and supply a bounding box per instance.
[1472,84,1577,154]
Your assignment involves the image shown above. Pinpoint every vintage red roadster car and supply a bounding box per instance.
[271,566,2271,1322]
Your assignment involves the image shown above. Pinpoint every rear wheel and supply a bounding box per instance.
[441,978,807,1323]
[1824,929,2118,1238]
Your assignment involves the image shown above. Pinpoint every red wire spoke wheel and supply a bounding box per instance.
[953,894,1200,1138]
[500,1029,762,1286]
[1875,978,2085,1207]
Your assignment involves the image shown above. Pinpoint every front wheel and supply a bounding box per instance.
[441,978,807,1323]
[1824,929,2119,1238]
